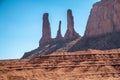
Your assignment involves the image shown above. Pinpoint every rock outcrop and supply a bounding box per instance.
[56,21,63,40]
[69,0,120,51]
[22,9,81,59]
[64,9,80,40]
[22,0,120,58]
[85,0,120,37]
[39,13,52,47]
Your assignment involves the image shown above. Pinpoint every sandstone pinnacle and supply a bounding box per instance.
[56,21,63,40]
[39,13,51,46]
[22,10,81,59]
[64,9,80,40]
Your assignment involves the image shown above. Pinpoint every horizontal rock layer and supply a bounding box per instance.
[1,49,120,80]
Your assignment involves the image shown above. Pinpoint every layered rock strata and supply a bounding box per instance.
[1,49,120,80]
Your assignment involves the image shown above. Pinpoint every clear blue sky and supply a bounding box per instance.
[0,0,100,60]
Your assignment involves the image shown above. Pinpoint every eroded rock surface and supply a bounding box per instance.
[69,0,120,51]
[85,0,120,37]
[1,49,120,80]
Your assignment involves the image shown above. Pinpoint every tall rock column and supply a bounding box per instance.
[64,9,80,40]
[56,21,63,40]
[39,13,51,46]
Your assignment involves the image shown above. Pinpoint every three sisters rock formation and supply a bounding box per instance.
[22,9,80,58]
[39,9,80,47]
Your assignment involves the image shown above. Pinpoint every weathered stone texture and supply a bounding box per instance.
[85,0,120,37]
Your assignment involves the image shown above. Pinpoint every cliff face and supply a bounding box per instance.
[85,0,120,37]
[69,0,120,51]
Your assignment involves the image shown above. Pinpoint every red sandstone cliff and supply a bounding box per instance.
[69,0,120,51]
[85,0,120,37]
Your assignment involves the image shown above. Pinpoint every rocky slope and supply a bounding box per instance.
[1,49,120,80]
[69,32,120,51]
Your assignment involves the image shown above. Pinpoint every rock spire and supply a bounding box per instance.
[56,21,63,40]
[64,9,80,40]
[39,13,51,46]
